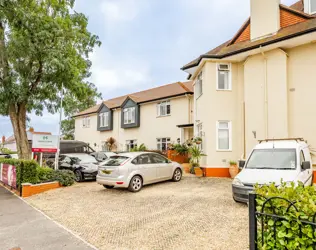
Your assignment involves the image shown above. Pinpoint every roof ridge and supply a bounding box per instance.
[177,81,191,92]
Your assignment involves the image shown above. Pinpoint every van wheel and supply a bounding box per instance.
[172,168,182,182]
[128,176,143,192]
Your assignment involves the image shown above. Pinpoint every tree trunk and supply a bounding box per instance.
[9,103,30,159]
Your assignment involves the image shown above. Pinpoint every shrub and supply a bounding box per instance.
[173,143,189,156]
[0,158,40,186]
[131,143,147,152]
[37,167,54,182]
[0,148,17,154]
[52,170,75,186]
[255,182,316,249]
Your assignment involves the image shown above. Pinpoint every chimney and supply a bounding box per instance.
[250,0,280,40]
[1,136,5,144]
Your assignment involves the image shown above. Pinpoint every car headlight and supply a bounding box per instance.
[232,178,244,186]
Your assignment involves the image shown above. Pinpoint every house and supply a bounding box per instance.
[181,0,316,176]
[74,81,194,151]
[2,128,52,152]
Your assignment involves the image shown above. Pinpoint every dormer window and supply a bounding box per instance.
[99,112,109,128]
[123,107,136,124]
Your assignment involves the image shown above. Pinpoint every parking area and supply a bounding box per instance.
[26,177,248,250]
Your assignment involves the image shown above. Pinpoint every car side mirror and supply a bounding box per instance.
[301,161,311,170]
[238,160,245,170]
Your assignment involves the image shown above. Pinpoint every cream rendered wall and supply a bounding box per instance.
[250,0,280,40]
[74,96,193,151]
[244,49,288,156]
[194,62,244,167]
[287,43,316,163]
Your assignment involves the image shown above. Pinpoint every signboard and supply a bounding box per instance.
[0,163,17,189]
[32,134,58,153]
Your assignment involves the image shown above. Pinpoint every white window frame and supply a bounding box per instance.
[195,71,203,98]
[216,121,232,151]
[216,63,232,91]
[99,112,109,128]
[123,107,136,124]
[306,0,316,14]
[126,140,137,151]
[156,138,171,151]
[157,100,171,117]
[82,116,90,128]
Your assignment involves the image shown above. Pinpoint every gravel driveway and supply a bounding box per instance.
[26,177,248,250]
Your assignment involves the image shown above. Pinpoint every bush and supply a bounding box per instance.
[255,182,316,249]
[52,170,75,186]
[37,167,54,182]
[0,158,40,186]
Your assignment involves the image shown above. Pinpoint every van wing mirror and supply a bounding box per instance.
[301,161,311,170]
[238,160,246,170]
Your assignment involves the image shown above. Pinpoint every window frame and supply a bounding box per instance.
[195,71,203,98]
[123,107,136,125]
[99,112,109,128]
[310,0,316,14]
[157,100,171,117]
[126,139,137,151]
[216,121,232,151]
[82,116,90,128]
[150,154,169,164]
[156,138,171,151]
[216,63,232,91]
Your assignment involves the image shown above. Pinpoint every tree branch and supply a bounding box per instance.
[30,60,43,93]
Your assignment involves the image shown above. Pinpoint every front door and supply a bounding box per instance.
[136,154,157,184]
[150,154,173,180]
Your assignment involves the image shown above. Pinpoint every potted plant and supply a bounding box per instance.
[229,160,239,178]
[189,145,206,177]
[194,137,202,145]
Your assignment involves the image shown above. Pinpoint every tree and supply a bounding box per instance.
[0,0,101,159]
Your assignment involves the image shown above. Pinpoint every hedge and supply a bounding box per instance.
[255,182,316,250]
[0,159,75,187]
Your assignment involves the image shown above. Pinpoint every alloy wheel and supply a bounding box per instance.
[132,177,142,191]
[174,169,182,181]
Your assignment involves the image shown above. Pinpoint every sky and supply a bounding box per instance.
[0,0,296,138]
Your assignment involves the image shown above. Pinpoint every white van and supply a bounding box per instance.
[232,139,314,203]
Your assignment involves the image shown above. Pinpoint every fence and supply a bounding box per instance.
[249,193,316,250]
[0,163,22,196]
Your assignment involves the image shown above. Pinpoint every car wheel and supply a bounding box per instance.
[74,170,83,182]
[172,168,182,182]
[103,185,114,189]
[128,175,143,192]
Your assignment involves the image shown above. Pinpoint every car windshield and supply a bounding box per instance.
[71,154,98,164]
[246,149,297,170]
[100,156,129,166]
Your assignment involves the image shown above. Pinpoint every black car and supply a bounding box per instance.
[48,153,99,182]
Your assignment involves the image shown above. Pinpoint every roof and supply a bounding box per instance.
[255,140,307,150]
[75,81,194,117]
[182,1,315,71]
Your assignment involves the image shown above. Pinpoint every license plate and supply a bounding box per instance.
[101,169,113,175]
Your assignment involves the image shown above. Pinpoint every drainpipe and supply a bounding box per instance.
[260,46,269,139]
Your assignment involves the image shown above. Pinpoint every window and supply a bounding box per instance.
[216,121,232,151]
[99,112,109,127]
[135,154,151,164]
[195,72,203,98]
[151,154,168,164]
[217,63,231,90]
[126,140,137,151]
[123,107,136,124]
[157,101,171,116]
[82,116,90,128]
[197,123,203,150]
[300,150,305,166]
[157,138,171,151]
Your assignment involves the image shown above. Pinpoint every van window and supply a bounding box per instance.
[300,151,305,166]
[246,149,296,170]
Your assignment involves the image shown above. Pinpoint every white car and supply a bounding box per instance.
[232,139,314,203]
[97,152,183,192]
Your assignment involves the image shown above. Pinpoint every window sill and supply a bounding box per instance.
[216,89,232,92]
[216,149,232,152]
[157,114,171,118]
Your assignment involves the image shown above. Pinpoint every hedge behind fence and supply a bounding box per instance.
[0,159,75,187]
[255,182,316,250]
[0,158,39,186]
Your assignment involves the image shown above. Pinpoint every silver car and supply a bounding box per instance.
[97,152,183,192]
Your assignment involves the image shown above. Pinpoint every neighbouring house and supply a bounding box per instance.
[181,0,316,176]
[3,128,52,152]
[74,81,194,151]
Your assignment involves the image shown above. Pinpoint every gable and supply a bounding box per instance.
[121,97,137,108]
[231,8,309,45]
[98,103,110,113]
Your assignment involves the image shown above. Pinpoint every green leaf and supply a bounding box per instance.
[268,220,274,226]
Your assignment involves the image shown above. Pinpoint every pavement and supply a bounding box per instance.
[0,186,95,250]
